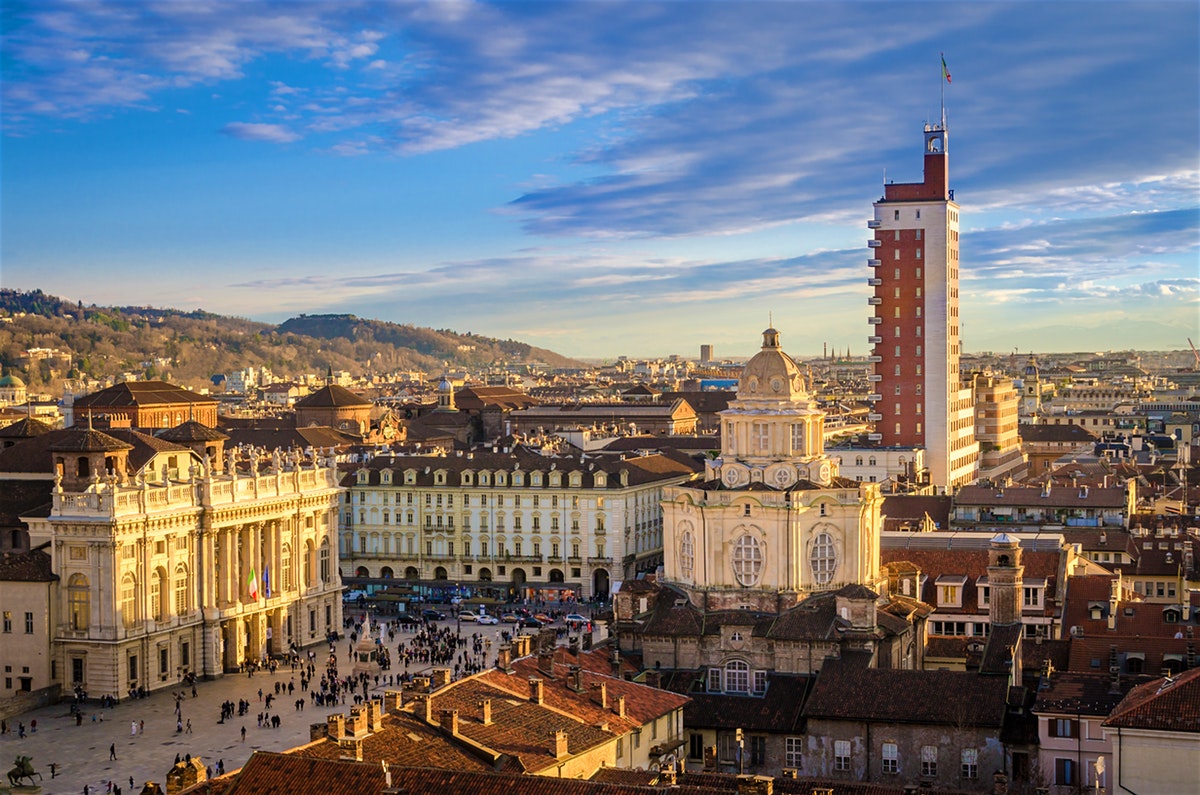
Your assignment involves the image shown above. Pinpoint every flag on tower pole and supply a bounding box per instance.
[941,53,952,84]
[248,567,259,600]
[263,564,271,599]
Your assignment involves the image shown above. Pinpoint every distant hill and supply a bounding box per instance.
[0,289,580,393]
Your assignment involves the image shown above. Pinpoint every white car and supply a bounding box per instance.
[476,615,499,625]
[458,611,479,622]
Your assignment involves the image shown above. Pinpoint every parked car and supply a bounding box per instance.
[565,613,589,625]
[458,611,479,622]
[534,613,552,624]
[518,617,545,629]
[343,590,369,603]
[394,613,420,626]
[500,613,519,623]
[421,608,446,621]
[476,615,499,625]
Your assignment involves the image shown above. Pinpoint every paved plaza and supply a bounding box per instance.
[1,611,604,794]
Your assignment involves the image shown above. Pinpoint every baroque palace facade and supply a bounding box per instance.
[9,419,342,698]
[339,447,699,600]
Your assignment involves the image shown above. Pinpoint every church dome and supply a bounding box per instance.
[0,373,26,388]
[738,328,807,400]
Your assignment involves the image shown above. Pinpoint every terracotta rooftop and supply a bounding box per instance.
[74,380,217,409]
[158,421,229,443]
[1033,671,1138,716]
[1103,667,1200,733]
[294,384,372,408]
[0,546,57,583]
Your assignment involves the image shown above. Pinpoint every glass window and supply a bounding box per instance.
[175,565,189,615]
[834,740,851,771]
[810,532,837,586]
[731,534,763,587]
[679,532,695,579]
[68,574,90,631]
[121,574,137,627]
[882,742,898,774]
[921,745,937,777]
[724,660,750,693]
[961,748,978,779]
[785,736,803,768]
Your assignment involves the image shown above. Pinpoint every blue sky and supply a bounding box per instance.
[2,1,1197,360]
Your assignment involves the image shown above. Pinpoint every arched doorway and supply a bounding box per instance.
[511,568,527,588]
[549,568,564,583]
[355,566,369,577]
[434,566,448,580]
[405,566,420,580]
[592,568,610,599]
[479,568,493,582]
[380,566,394,579]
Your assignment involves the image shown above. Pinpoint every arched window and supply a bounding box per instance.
[724,660,750,693]
[121,573,138,627]
[319,539,330,583]
[150,568,165,621]
[810,532,837,586]
[68,573,90,631]
[281,544,293,591]
[679,531,695,579]
[731,534,763,587]
[304,540,316,587]
[175,564,189,615]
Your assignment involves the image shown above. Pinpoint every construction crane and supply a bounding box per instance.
[1189,337,1200,371]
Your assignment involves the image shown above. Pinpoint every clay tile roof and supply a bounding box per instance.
[681,674,813,732]
[158,421,229,443]
[0,417,53,439]
[48,426,134,453]
[1103,667,1200,732]
[802,654,1009,727]
[0,547,57,582]
[74,380,216,409]
[1033,671,1138,716]
[295,384,372,408]
[222,752,386,795]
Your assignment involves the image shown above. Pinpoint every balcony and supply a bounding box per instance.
[868,259,881,267]
[867,355,882,363]
[868,336,882,344]
[867,240,881,248]
[867,278,882,287]
[587,556,614,565]
[868,433,883,441]
[867,219,881,229]
[868,317,883,325]
[868,413,883,421]
[867,393,882,401]
[867,297,882,305]
[867,374,882,382]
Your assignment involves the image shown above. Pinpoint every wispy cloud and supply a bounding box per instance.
[221,122,299,143]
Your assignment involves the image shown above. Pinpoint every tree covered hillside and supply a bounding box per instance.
[0,290,578,393]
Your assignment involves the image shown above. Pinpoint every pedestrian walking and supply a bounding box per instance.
[49,762,58,778]
[131,721,137,736]
[139,720,144,734]
[240,725,246,742]
[185,719,192,734]
[110,743,117,760]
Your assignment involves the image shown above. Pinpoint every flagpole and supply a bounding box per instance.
[940,52,945,128]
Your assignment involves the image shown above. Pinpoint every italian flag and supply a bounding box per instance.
[942,54,952,84]
[248,567,259,600]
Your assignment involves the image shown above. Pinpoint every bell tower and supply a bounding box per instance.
[987,533,1024,626]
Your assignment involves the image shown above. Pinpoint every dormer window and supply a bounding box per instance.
[935,575,967,608]
[462,472,473,485]
[380,469,392,484]
[532,472,542,486]
[356,469,369,485]
[434,470,445,485]
[404,470,416,485]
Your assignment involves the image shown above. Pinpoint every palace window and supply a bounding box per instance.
[121,574,138,627]
[731,534,763,587]
[68,574,90,631]
[810,532,837,586]
[679,532,695,579]
[175,565,189,615]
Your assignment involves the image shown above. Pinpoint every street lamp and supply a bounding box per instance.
[735,728,744,775]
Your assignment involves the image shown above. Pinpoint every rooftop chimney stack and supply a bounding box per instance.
[537,650,555,676]
[552,729,569,758]
[615,694,626,718]
[479,699,492,725]
[591,681,608,709]
[327,714,346,740]
[439,709,459,736]
[529,677,545,705]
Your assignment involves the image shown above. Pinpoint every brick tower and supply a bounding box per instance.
[867,120,977,491]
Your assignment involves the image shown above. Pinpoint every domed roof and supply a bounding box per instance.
[738,328,807,400]
[438,376,453,391]
[0,373,26,388]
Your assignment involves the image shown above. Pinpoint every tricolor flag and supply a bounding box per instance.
[248,567,259,601]
[263,564,272,599]
[941,54,952,84]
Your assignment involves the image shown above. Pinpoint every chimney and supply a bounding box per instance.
[615,694,626,718]
[644,670,661,689]
[479,699,492,726]
[529,677,545,705]
[993,771,1010,795]
[568,665,585,693]
[496,645,513,673]
[568,636,580,655]
[383,689,403,714]
[514,635,531,657]
[735,774,774,795]
[551,729,569,758]
[537,650,555,676]
[658,763,677,785]
[439,709,459,736]
[327,714,346,740]
[582,632,593,651]
[368,699,384,731]
[421,695,434,723]
[611,647,621,676]
[780,768,799,779]
[591,681,608,709]
[431,668,452,689]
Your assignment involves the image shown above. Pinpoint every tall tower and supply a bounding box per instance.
[868,121,977,491]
